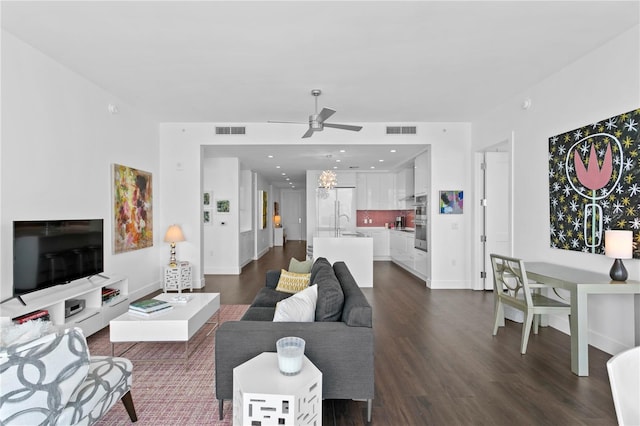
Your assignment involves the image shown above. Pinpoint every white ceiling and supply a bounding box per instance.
[3,1,638,188]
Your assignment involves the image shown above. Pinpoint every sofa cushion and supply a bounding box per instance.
[289,257,313,273]
[251,287,291,308]
[273,284,318,322]
[310,257,331,285]
[241,307,276,321]
[313,261,345,322]
[275,269,311,294]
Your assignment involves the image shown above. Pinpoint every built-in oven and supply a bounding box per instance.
[414,195,427,251]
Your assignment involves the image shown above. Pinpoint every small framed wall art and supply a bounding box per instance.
[203,190,213,207]
[439,190,463,214]
[216,199,230,214]
[203,209,212,225]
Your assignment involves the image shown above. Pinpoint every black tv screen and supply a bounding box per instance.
[13,219,104,298]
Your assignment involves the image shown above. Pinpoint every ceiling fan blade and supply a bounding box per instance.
[323,123,363,132]
[302,127,315,138]
[317,108,336,123]
[268,120,307,124]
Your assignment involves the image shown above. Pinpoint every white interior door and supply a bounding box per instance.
[282,190,304,241]
[483,151,511,289]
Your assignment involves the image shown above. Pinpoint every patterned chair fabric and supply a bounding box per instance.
[0,327,136,425]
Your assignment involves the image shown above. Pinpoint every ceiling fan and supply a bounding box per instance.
[269,89,363,138]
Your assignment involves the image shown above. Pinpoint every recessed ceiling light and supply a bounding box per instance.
[333,166,338,169]
[286,178,290,181]
[276,165,281,169]
[379,159,384,162]
[281,172,286,176]
[268,155,274,158]
[370,166,376,169]
[390,149,397,153]
[292,186,296,188]
[336,159,341,163]
[339,149,346,153]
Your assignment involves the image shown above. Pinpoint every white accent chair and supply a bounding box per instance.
[0,326,137,425]
[606,346,640,425]
[490,254,571,354]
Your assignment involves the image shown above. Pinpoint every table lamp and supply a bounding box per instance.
[274,215,281,228]
[164,224,185,267]
[604,230,633,281]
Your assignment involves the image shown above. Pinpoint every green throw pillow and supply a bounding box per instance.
[289,257,313,274]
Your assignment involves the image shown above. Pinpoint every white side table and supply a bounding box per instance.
[274,227,285,246]
[233,352,322,426]
[163,263,193,293]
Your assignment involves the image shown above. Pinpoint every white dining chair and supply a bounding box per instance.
[490,253,571,354]
[607,346,640,425]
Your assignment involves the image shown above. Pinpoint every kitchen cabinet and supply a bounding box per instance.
[357,173,396,210]
[358,228,390,260]
[395,167,414,209]
[414,151,429,196]
[390,230,413,267]
[413,248,428,278]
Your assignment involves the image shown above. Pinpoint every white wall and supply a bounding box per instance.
[472,25,640,354]
[202,157,240,274]
[1,31,162,301]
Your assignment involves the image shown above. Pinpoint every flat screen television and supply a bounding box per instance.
[13,219,104,300]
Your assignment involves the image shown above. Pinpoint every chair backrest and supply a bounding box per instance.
[490,254,534,307]
[0,327,90,425]
[607,346,640,425]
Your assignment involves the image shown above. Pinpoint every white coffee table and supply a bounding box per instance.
[109,292,220,363]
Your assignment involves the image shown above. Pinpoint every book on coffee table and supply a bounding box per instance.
[128,304,173,316]
[129,299,171,313]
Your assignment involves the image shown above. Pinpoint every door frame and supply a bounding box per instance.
[473,134,514,290]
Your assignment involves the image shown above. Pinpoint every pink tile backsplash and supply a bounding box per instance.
[356,210,415,228]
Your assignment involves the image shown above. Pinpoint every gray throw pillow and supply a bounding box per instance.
[313,264,344,322]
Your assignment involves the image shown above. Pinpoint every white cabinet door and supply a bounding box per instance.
[414,152,429,196]
[356,173,368,209]
[370,229,390,258]
[379,173,396,209]
[414,248,428,277]
[390,231,402,261]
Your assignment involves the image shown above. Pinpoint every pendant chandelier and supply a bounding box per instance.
[318,170,337,190]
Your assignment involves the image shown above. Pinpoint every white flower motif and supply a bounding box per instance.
[550,136,559,145]
[601,200,610,209]
[569,200,579,212]
[573,130,583,140]
[580,143,590,155]
[624,157,634,171]
[563,185,572,196]
[631,218,640,230]
[558,230,566,242]
[615,185,624,195]
[612,201,624,214]
[605,117,618,130]
[603,215,612,224]
[552,182,561,192]
[572,218,581,230]
[624,118,638,132]
[551,198,559,208]
[550,225,556,236]
[629,183,640,197]
[558,145,566,156]
[571,238,580,248]
[557,212,565,222]
[591,121,601,129]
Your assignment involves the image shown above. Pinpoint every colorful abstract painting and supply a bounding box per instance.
[548,108,640,258]
[113,164,153,253]
[439,190,463,214]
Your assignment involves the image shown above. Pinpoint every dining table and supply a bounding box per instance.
[525,262,640,376]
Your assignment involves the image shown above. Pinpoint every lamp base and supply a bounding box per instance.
[609,258,628,282]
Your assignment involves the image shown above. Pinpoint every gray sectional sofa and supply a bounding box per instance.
[215,257,374,421]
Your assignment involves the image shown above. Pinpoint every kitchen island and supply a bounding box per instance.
[313,233,373,287]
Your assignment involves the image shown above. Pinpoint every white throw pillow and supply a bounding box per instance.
[273,284,318,322]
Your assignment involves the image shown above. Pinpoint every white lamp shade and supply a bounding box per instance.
[164,224,185,243]
[604,230,633,259]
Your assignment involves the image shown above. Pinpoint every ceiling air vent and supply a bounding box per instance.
[215,126,246,135]
[386,126,417,135]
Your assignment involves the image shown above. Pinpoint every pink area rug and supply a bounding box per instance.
[88,304,249,426]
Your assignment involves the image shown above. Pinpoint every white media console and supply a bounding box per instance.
[0,274,129,337]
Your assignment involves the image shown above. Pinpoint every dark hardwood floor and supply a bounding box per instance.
[202,240,617,425]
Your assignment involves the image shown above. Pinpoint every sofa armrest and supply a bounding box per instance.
[215,320,374,402]
[265,269,281,289]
